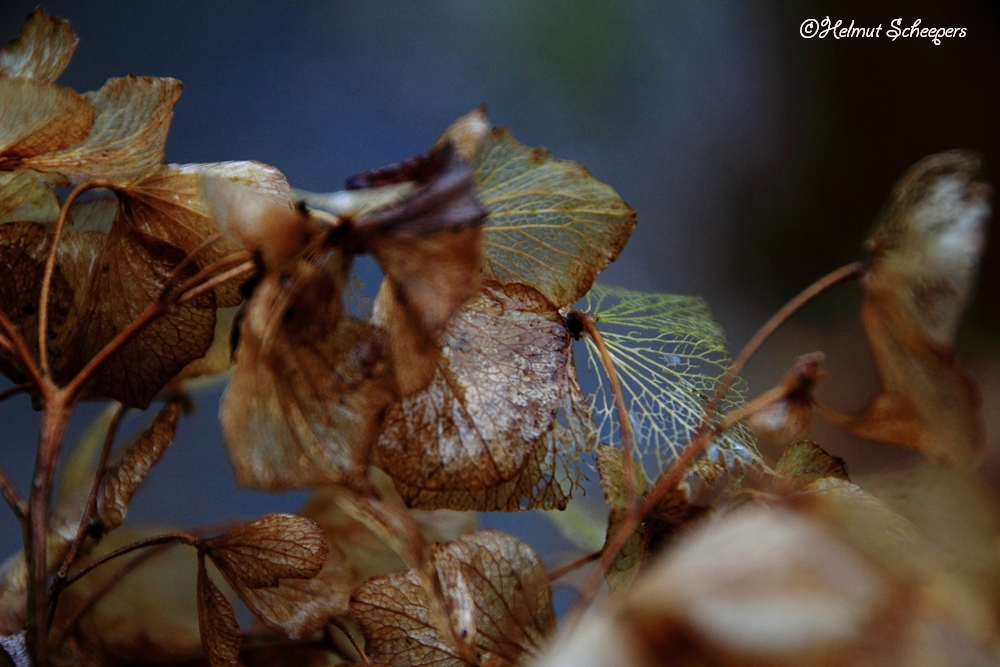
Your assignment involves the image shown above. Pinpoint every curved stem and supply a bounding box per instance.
[38,180,116,377]
[330,617,370,665]
[0,383,30,404]
[0,310,48,397]
[157,234,223,298]
[548,550,602,582]
[57,532,199,594]
[177,260,254,305]
[579,314,639,509]
[566,261,866,625]
[0,463,26,522]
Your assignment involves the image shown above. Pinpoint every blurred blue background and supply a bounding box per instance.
[1,1,999,575]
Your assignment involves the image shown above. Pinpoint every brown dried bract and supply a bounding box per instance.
[749,351,827,444]
[375,281,591,510]
[352,530,556,667]
[0,8,78,83]
[97,401,180,533]
[0,77,95,168]
[829,150,990,464]
[774,440,850,495]
[197,556,242,667]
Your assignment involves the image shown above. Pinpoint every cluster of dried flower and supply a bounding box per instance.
[0,9,995,667]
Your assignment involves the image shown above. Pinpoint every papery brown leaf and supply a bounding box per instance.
[774,440,850,494]
[204,513,327,590]
[198,556,243,667]
[0,77,94,166]
[96,401,180,532]
[472,128,636,308]
[0,220,76,382]
[0,8,77,82]
[167,305,240,390]
[53,529,208,663]
[749,352,826,444]
[375,281,588,508]
[63,225,216,408]
[0,169,59,222]
[352,530,556,667]
[221,258,396,489]
[21,76,182,184]
[831,151,990,464]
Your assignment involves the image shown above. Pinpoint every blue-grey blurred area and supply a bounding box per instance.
[1,0,999,567]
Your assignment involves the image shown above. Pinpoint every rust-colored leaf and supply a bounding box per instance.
[829,150,990,464]
[375,281,591,510]
[0,169,59,222]
[220,259,396,489]
[21,76,182,184]
[352,530,556,667]
[198,556,242,667]
[748,352,826,444]
[204,513,327,590]
[96,401,180,532]
[62,226,217,408]
[472,128,636,308]
[0,8,78,82]
[0,77,94,166]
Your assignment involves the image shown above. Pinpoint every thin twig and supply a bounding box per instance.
[0,310,48,397]
[579,314,639,509]
[565,261,866,625]
[174,249,252,297]
[57,532,199,593]
[548,550,602,582]
[38,180,115,377]
[330,617,370,665]
[0,383,29,404]
[157,234,224,298]
[177,260,254,304]
[0,463,26,522]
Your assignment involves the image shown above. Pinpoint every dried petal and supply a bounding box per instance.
[0,77,94,165]
[0,8,77,82]
[352,530,556,667]
[473,128,636,308]
[205,514,327,590]
[221,258,396,489]
[198,557,242,667]
[63,226,217,408]
[22,76,182,184]
[97,402,180,532]
[0,169,59,223]
[375,282,572,498]
[831,151,990,463]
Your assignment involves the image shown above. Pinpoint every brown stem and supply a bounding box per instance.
[330,617,370,665]
[0,463,26,522]
[0,382,30,404]
[174,249,252,297]
[57,532,199,593]
[0,310,49,398]
[177,260,254,305]
[566,261,866,626]
[548,550,602,582]
[38,180,116,377]
[48,403,128,620]
[49,541,176,645]
[713,385,789,434]
[157,233,224,298]
[579,313,639,509]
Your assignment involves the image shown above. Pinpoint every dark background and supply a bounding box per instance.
[1,1,998,579]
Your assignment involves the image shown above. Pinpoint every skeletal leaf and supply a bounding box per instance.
[375,281,592,510]
[0,77,94,166]
[63,226,217,408]
[204,514,327,590]
[198,556,242,667]
[0,169,59,222]
[473,128,636,308]
[748,352,827,444]
[352,530,556,667]
[97,401,180,532]
[580,284,760,479]
[0,221,77,383]
[20,76,182,184]
[830,150,990,464]
[0,8,77,82]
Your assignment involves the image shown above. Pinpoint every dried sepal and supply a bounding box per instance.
[20,76,182,184]
[204,514,327,590]
[0,169,59,222]
[830,150,990,464]
[774,440,850,494]
[0,77,95,166]
[221,258,396,489]
[748,352,827,443]
[375,281,589,509]
[198,556,243,667]
[96,401,180,532]
[0,8,77,82]
[352,530,556,667]
[472,128,636,308]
